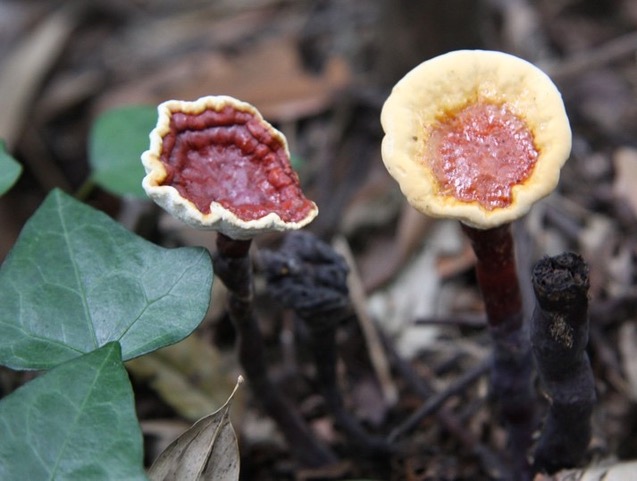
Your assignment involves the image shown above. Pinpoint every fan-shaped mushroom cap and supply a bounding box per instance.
[381,50,571,229]
[142,95,318,240]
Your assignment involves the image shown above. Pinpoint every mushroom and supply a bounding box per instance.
[380,50,572,476]
[141,95,334,467]
[142,95,318,240]
[380,50,571,230]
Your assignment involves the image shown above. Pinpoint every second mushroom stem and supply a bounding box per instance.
[461,223,536,477]
[305,312,391,455]
[260,231,390,456]
[213,233,336,468]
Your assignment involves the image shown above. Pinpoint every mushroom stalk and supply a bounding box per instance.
[214,233,336,468]
[461,223,536,478]
[531,252,595,473]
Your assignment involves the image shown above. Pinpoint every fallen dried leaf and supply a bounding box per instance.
[537,459,637,480]
[359,202,433,293]
[367,221,465,358]
[0,6,77,149]
[148,376,243,481]
[97,37,351,123]
[126,334,238,422]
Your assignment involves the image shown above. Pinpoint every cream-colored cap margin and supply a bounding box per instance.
[141,95,318,240]
[380,50,572,229]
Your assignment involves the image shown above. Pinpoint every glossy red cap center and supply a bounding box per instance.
[427,102,539,210]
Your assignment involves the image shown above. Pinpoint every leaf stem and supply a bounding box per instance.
[74,177,95,201]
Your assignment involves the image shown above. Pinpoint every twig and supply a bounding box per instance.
[0,6,77,150]
[414,314,487,328]
[388,358,489,443]
[379,330,505,476]
[544,30,637,81]
[333,235,399,406]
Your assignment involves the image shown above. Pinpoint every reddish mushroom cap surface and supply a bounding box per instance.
[381,50,572,229]
[142,95,318,239]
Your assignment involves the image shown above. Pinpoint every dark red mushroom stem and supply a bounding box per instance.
[461,223,536,480]
[214,232,336,467]
[531,252,595,474]
[461,224,523,327]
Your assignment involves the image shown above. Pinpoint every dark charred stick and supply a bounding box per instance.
[414,314,487,328]
[589,294,637,327]
[461,223,536,480]
[214,233,336,468]
[387,358,489,443]
[378,330,504,475]
[378,330,432,399]
[531,253,595,474]
[260,231,391,455]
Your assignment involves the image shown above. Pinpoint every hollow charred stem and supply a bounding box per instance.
[261,231,390,455]
[531,252,595,473]
[461,223,536,478]
[214,232,336,468]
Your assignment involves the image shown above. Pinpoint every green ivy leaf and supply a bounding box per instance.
[0,342,147,481]
[0,140,22,195]
[89,105,157,198]
[0,189,213,370]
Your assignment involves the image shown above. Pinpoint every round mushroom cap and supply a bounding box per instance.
[142,95,318,240]
[381,50,572,229]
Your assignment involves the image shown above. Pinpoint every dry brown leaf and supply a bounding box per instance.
[367,220,465,358]
[148,376,243,481]
[535,460,637,480]
[97,37,351,122]
[126,333,238,422]
[612,147,637,219]
[0,6,77,149]
[359,202,433,293]
[436,239,475,280]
